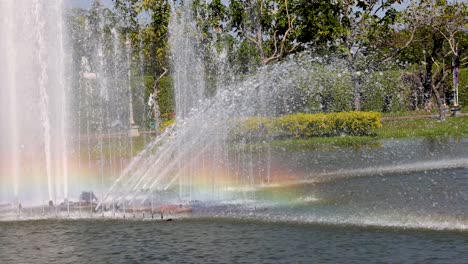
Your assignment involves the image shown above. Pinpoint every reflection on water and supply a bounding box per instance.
[270,138,468,176]
[245,167,468,231]
[0,219,467,264]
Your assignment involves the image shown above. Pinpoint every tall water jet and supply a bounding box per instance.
[69,2,149,212]
[170,3,206,121]
[169,1,209,200]
[0,1,71,207]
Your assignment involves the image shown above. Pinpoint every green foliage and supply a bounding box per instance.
[234,117,275,140]
[459,69,468,111]
[276,113,329,138]
[308,68,353,113]
[80,0,466,121]
[157,75,174,114]
[160,118,175,131]
[114,0,171,76]
[335,0,402,59]
[130,75,174,127]
[193,0,226,33]
[361,71,412,112]
[292,0,344,48]
[226,0,296,64]
[233,111,382,141]
[395,0,468,114]
[300,68,413,114]
[224,0,345,63]
[231,40,262,74]
[142,75,174,114]
[242,116,468,152]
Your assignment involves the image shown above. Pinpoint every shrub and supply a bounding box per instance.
[300,68,412,113]
[276,113,329,137]
[314,71,354,113]
[232,111,382,141]
[300,67,354,113]
[326,111,382,135]
[458,68,468,111]
[361,71,412,112]
[160,118,175,131]
[232,117,274,140]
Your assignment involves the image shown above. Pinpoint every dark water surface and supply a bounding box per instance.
[0,219,467,264]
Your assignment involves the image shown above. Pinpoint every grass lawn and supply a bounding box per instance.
[76,133,157,160]
[377,116,468,139]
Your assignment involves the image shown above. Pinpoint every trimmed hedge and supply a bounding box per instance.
[232,111,382,141]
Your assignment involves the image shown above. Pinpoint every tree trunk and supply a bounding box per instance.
[423,53,433,105]
[453,49,460,106]
[423,33,444,107]
[348,60,361,111]
[432,83,446,121]
[352,73,361,111]
[152,95,162,132]
[150,68,167,133]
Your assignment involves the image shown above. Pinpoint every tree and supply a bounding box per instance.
[398,0,468,119]
[228,0,297,65]
[113,0,172,129]
[337,0,403,111]
[286,0,344,51]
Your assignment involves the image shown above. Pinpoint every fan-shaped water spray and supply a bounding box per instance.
[96,3,333,209]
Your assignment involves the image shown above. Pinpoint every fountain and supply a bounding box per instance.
[96,2,329,210]
[0,0,70,213]
[0,0,145,218]
[1,1,467,263]
[92,1,467,227]
[92,1,467,230]
[0,1,466,233]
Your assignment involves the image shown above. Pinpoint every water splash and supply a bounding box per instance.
[97,2,353,209]
[0,0,70,206]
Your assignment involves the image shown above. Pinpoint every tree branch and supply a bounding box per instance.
[152,67,168,94]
